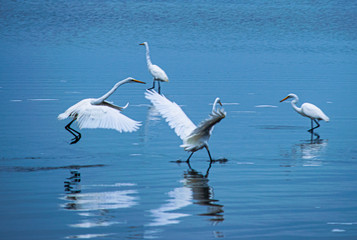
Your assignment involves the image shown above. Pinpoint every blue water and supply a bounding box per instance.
[1,1,357,239]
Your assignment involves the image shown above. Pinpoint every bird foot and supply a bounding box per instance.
[211,158,228,163]
[70,137,80,145]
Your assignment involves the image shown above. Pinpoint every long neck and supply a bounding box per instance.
[212,98,220,112]
[144,44,153,67]
[91,80,127,104]
[290,96,302,114]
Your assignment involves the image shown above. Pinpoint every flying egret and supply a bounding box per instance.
[145,90,226,163]
[58,77,145,144]
[280,93,330,133]
[139,42,169,94]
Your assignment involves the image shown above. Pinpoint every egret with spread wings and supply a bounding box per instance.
[145,90,226,163]
[280,93,330,133]
[58,77,145,144]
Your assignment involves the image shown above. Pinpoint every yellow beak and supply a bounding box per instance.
[280,96,289,102]
[133,79,146,84]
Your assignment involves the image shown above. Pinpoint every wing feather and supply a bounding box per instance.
[301,103,330,121]
[190,109,226,137]
[58,99,141,132]
[145,90,196,140]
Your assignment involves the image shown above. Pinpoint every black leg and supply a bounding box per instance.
[186,152,194,163]
[204,160,213,178]
[313,119,320,130]
[308,119,314,133]
[65,118,81,144]
[308,119,320,133]
[158,81,161,94]
[205,146,213,163]
[147,79,156,91]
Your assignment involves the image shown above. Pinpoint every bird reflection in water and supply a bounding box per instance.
[184,162,224,224]
[61,170,138,238]
[291,137,328,167]
[147,162,224,227]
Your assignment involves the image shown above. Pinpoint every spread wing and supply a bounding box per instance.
[190,108,226,138]
[58,99,141,132]
[145,90,196,140]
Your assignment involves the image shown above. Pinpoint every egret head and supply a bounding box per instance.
[124,77,146,84]
[212,97,223,111]
[280,93,298,102]
[139,42,148,46]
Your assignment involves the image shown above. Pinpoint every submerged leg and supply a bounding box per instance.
[204,160,213,178]
[186,152,194,163]
[65,118,81,144]
[205,146,213,163]
[308,119,320,133]
[147,79,156,91]
[308,119,314,133]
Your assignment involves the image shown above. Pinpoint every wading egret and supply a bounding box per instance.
[58,77,145,144]
[145,90,226,163]
[139,42,169,94]
[280,93,330,133]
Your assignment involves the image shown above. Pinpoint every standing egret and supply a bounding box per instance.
[280,93,330,133]
[58,77,145,144]
[139,42,169,94]
[145,90,226,163]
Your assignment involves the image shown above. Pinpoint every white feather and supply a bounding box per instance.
[145,90,196,140]
[301,103,330,122]
[145,90,226,153]
[58,99,141,132]
[150,64,169,82]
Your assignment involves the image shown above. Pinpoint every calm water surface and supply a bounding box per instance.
[1,1,357,239]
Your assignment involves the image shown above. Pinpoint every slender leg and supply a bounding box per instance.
[158,81,161,94]
[205,146,213,163]
[65,119,81,144]
[147,79,156,91]
[204,160,213,178]
[308,119,320,133]
[313,119,320,131]
[308,119,314,133]
[186,152,194,163]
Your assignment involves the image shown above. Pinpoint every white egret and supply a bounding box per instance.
[280,93,330,133]
[58,77,145,144]
[139,42,169,94]
[145,90,226,163]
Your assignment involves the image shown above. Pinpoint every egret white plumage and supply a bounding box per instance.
[145,90,226,163]
[280,93,330,133]
[139,42,169,94]
[58,77,145,144]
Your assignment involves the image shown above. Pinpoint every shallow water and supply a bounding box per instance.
[1,1,357,239]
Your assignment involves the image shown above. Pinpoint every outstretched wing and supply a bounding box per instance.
[145,90,196,140]
[190,108,226,138]
[58,99,141,132]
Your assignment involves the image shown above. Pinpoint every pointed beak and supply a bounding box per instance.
[218,100,223,106]
[133,79,146,84]
[280,96,289,102]
[139,43,144,45]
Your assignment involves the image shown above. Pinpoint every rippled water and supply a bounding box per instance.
[1,1,357,239]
